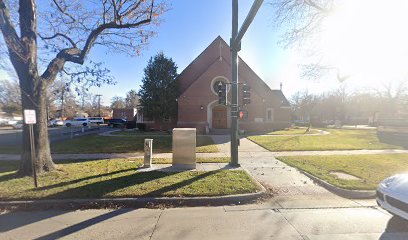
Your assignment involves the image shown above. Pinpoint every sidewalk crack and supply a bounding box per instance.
[149,210,163,240]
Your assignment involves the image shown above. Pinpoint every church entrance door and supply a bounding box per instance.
[212,106,228,129]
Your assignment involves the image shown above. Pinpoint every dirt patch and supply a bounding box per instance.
[329,171,361,180]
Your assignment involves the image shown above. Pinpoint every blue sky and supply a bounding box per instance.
[2,0,407,105]
[89,0,328,105]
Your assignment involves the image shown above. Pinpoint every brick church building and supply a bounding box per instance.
[175,36,291,133]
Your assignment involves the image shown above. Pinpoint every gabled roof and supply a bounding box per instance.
[271,90,291,107]
[177,36,290,106]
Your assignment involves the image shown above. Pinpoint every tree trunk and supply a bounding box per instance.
[18,72,55,176]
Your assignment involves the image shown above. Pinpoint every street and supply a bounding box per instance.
[0,125,113,147]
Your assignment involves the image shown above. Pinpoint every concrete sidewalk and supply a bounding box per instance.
[2,148,408,161]
[2,204,403,240]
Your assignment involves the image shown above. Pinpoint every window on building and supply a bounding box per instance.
[266,108,274,122]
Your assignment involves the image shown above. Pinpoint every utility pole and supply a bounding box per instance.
[230,0,264,166]
[96,94,102,117]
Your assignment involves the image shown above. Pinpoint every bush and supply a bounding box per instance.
[136,123,146,131]
[126,121,137,129]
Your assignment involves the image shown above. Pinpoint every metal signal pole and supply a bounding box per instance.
[230,0,264,166]
[96,94,102,117]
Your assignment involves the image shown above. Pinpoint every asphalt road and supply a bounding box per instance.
[0,125,113,146]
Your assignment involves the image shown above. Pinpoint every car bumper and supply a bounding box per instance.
[377,189,408,220]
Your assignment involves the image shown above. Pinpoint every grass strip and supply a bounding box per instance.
[0,159,259,200]
[50,134,218,154]
[265,128,319,135]
[277,154,408,190]
[249,129,403,152]
[151,157,230,164]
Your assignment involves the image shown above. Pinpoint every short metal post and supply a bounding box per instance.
[29,124,38,188]
[144,139,153,168]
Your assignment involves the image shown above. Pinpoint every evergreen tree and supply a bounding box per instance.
[139,52,178,121]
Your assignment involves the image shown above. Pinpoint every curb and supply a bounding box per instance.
[0,191,267,210]
[300,170,375,199]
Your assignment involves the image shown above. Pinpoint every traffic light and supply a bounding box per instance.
[217,82,227,105]
[242,84,251,105]
[239,110,248,120]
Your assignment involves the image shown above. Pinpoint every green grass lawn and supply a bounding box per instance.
[111,130,171,136]
[264,127,319,135]
[248,129,403,152]
[152,157,230,164]
[277,154,408,190]
[0,159,260,200]
[0,145,21,154]
[50,134,218,154]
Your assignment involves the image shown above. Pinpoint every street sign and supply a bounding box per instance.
[24,109,36,124]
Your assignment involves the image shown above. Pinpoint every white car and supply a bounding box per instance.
[7,119,18,125]
[88,117,104,125]
[377,174,408,220]
[64,118,90,127]
[0,118,8,126]
[49,119,64,127]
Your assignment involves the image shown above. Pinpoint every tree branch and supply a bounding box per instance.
[41,47,81,82]
[80,17,152,60]
[0,0,25,60]
[304,0,330,13]
[43,0,156,84]
[38,32,77,48]
[52,0,76,24]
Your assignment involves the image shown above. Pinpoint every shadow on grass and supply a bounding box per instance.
[54,158,143,164]
[46,171,178,199]
[140,170,218,197]
[0,161,20,181]
[45,169,219,199]
[0,172,19,182]
[378,133,408,149]
[196,136,216,147]
[35,168,135,191]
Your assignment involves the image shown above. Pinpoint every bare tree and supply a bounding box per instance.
[0,0,167,176]
[271,0,335,47]
[111,96,126,109]
[374,80,408,118]
[271,0,345,80]
[125,89,139,108]
[0,79,21,114]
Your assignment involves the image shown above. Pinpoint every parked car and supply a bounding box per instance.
[11,120,23,129]
[377,174,408,220]
[0,118,8,127]
[108,118,127,127]
[64,118,90,127]
[88,117,104,125]
[49,119,64,127]
[7,119,18,126]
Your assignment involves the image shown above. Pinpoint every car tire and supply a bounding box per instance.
[66,123,71,127]
[83,123,87,127]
